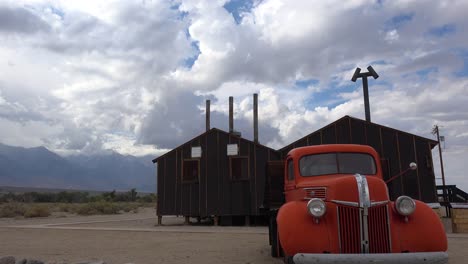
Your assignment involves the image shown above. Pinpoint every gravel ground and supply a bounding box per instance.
[0,208,465,264]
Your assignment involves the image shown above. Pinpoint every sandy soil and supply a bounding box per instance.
[0,208,466,264]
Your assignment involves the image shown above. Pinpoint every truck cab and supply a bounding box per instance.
[269,144,448,264]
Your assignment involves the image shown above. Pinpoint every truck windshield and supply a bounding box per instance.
[299,152,376,176]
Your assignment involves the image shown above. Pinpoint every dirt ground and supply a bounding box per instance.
[0,208,465,264]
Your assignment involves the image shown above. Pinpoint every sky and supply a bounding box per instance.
[0,0,467,190]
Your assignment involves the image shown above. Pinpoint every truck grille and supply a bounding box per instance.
[368,205,391,253]
[337,205,361,253]
[304,187,326,200]
[337,205,391,253]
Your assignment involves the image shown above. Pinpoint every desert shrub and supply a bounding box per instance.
[96,201,120,214]
[137,193,157,203]
[55,191,90,203]
[0,203,26,218]
[117,202,140,213]
[75,201,120,215]
[75,203,99,215]
[24,204,51,218]
[0,192,17,203]
[56,203,77,213]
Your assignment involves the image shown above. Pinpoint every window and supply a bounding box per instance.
[338,153,376,175]
[287,159,294,181]
[183,160,199,182]
[299,153,376,177]
[300,153,337,176]
[227,144,238,156]
[230,157,249,180]
[191,146,202,158]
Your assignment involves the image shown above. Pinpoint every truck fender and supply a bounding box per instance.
[390,200,447,253]
[277,201,332,256]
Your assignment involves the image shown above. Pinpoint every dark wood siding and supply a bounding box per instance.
[279,116,438,202]
[155,128,281,217]
[350,118,366,145]
[322,125,336,144]
[156,116,439,219]
[336,118,351,144]
[206,130,218,215]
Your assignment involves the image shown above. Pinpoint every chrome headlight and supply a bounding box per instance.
[395,196,416,216]
[307,198,326,218]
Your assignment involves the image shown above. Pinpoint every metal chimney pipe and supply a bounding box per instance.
[206,99,210,132]
[253,93,259,143]
[229,96,234,133]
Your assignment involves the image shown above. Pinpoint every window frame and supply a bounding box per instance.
[299,152,377,177]
[229,156,250,181]
[287,158,294,181]
[182,159,200,183]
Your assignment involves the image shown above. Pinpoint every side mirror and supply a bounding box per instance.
[386,162,418,184]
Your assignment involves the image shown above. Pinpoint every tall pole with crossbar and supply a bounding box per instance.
[351,66,379,122]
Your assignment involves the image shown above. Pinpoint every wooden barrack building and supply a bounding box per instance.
[153,128,280,225]
[152,96,439,224]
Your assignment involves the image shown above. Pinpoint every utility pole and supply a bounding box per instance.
[432,125,448,214]
[351,66,379,122]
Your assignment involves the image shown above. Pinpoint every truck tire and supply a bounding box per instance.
[270,215,283,258]
[270,215,279,257]
[284,255,295,264]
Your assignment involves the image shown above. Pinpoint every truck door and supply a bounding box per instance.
[284,158,296,201]
[265,161,285,209]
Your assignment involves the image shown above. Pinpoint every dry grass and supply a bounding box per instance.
[0,203,26,218]
[0,202,155,218]
[24,204,51,218]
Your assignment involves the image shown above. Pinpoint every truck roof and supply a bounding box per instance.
[286,144,379,159]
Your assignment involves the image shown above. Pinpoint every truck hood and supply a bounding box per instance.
[297,174,390,204]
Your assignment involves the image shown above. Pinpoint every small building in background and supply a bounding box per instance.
[152,128,281,225]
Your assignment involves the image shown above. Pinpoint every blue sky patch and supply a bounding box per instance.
[48,6,65,19]
[454,49,468,77]
[305,90,340,109]
[183,41,201,68]
[385,13,414,30]
[416,67,438,80]
[427,24,456,37]
[223,0,254,24]
[305,82,360,110]
[401,66,438,80]
[295,79,319,88]
[369,60,388,66]
[171,3,188,20]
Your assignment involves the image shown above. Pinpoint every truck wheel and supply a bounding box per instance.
[270,216,279,257]
[270,215,282,257]
[284,255,295,264]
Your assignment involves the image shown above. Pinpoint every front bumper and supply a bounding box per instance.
[293,252,448,264]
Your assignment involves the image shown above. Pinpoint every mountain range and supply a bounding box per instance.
[0,143,156,192]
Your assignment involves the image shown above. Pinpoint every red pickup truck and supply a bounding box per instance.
[268,144,448,264]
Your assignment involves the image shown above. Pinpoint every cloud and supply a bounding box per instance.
[0,5,50,34]
[0,0,468,192]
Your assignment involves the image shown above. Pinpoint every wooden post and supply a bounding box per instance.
[434,125,449,217]
[184,216,190,225]
[157,215,162,226]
